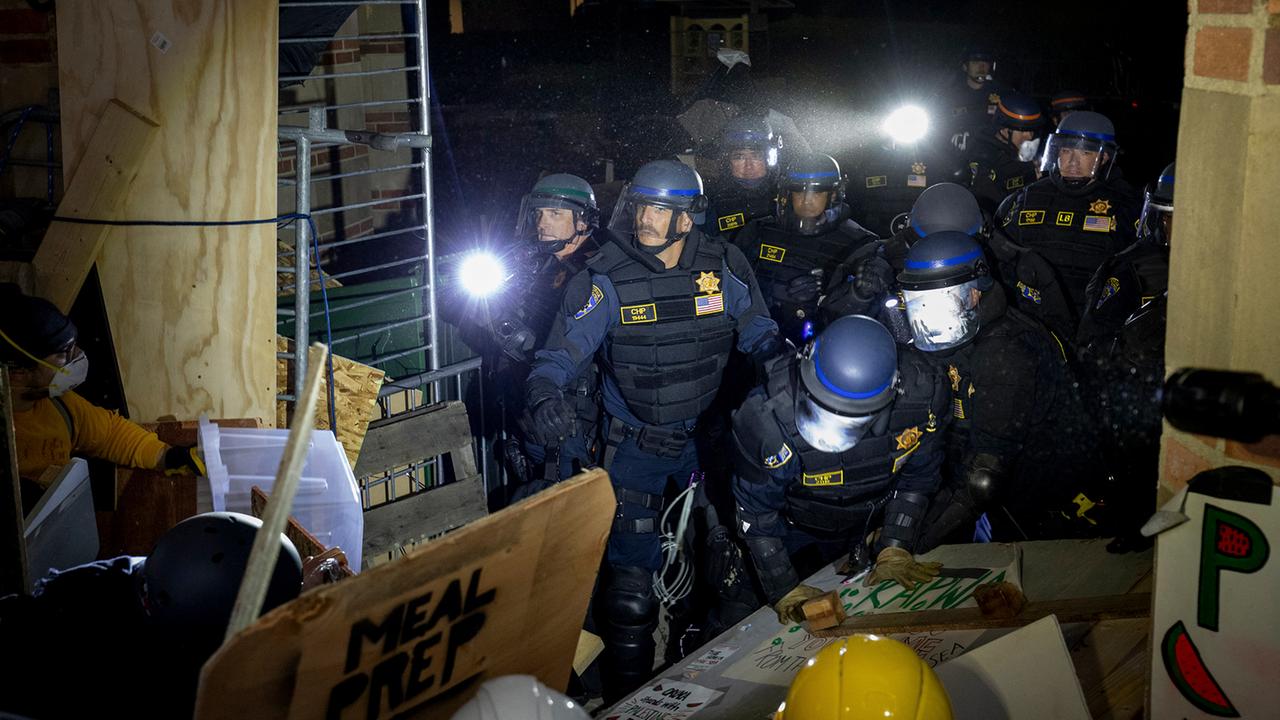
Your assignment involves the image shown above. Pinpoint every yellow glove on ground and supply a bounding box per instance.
[772,584,826,625]
[863,547,943,588]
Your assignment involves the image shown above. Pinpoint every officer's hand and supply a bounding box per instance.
[781,274,821,304]
[162,445,206,476]
[852,256,894,301]
[772,584,826,625]
[531,393,577,443]
[863,547,943,588]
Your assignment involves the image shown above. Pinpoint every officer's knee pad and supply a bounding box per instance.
[604,565,657,631]
[965,453,1006,506]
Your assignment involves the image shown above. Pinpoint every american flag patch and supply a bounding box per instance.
[695,293,724,316]
[1083,215,1112,232]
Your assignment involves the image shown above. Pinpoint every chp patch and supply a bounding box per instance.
[802,469,844,487]
[1018,210,1045,225]
[865,175,888,189]
[759,244,786,263]
[763,442,793,469]
[621,303,657,324]
[717,212,746,232]
[574,284,604,320]
[1096,277,1122,308]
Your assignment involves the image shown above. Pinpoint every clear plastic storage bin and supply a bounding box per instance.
[198,416,363,570]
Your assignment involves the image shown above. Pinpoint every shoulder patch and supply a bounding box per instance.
[573,283,604,320]
[1095,277,1121,309]
[763,442,793,469]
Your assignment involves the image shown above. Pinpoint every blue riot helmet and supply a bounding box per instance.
[796,315,899,452]
[1138,161,1175,246]
[608,159,708,255]
[1040,111,1119,188]
[775,152,845,236]
[720,115,782,184]
[897,231,994,352]
[908,183,985,240]
[515,173,599,255]
[994,93,1046,161]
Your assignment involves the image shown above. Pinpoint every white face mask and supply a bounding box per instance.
[48,353,89,397]
[1017,137,1042,163]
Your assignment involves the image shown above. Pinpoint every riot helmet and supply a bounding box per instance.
[796,315,899,452]
[1049,89,1089,127]
[962,47,996,88]
[141,512,302,639]
[1138,161,1175,246]
[608,160,708,256]
[775,153,845,236]
[908,183,985,240]
[994,93,1046,162]
[897,230,993,351]
[515,173,599,255]
[719,115,782,185]
[450,675,589,720]
[1040,111,1119,188]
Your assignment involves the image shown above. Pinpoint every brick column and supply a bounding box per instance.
[1159,0,1280,503]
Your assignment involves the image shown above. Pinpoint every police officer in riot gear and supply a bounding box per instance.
[1078,161,1174,346]
[704,115,783,242]
[894,232,1101,548]
[1049,90,1090,128]
[527,159,779,701]
[967,93,1045,216]
[941,48,1007,153]
[735,152,878,343]
[995,111,1141,347]
[730,315,951,616]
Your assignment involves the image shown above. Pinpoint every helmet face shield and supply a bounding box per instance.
[1138,193,1174,245]
[1041,133,1113,180]
[517,193,587,253]
[796,392,878,453]
[902,280,982,351]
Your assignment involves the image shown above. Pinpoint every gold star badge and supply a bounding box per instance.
[695,271,720,295]
[911,162,927,175]
[988,92,1001,104]
[1089,198,1111,214]
[947,364,961,392]
[895,426,922,451]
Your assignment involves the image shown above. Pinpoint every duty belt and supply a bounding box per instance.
[603,419,695,467]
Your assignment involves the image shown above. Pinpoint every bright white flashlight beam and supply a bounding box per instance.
[458,251,507,299]
[883,105,929,145]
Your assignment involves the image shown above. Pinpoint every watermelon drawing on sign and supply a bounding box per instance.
[1161,620,1239,717]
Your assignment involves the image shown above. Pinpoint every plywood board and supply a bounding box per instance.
[194,468,616,720]
[56,1,278,423]
[31,99,159,313]
[276,336,385,467]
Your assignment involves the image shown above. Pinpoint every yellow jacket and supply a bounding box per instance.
[13,390,167,486]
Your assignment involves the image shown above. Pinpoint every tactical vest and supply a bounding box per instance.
[707,183,774,240]
[591,235,738,426]
[747,221,872,302]
[852,154,933,238]
[1004,179,1135,311]
[756,355,946,536]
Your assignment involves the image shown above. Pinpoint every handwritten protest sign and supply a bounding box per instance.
[604,680,724,720]
[722,544,1021,687]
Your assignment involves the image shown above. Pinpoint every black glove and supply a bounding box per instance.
[779,273,821,305]
[852,255,894,302]
[531,392,577,443]
[163,445,205,476]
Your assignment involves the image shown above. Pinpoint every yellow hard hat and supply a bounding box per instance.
[774,634,953,720]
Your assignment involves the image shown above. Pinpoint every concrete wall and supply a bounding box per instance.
[1159,0,1280,502]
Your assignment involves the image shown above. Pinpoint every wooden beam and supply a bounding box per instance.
[809,592,1152,638]
[362,477,487,559]
[353,401,473,477]
[0,367,29,596]
[31,99,158,313]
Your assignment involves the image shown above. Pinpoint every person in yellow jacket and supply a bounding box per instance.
[1,284,197,511]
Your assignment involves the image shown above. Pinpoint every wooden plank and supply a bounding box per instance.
[362,477,487,559]
[1069,618,1150,720]
[31,99,159,313]
[56,1,278,424]
[0,368,29,595]
[275,336,385,468]
[353,401,473,477]
[809,592,1152,638]
[194,468,616,720]
[250,486,330,561]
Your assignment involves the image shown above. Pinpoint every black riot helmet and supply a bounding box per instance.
[609,160,708,256]
[0,283,77,367]
[141,512,302,640]
[1138,161,1175,246]
[1049,90,1089,126]
[907,182,986,240]
[962,47,996,84]
[995,93,1044,132]
[796,315,899,452]
[897,231,993,351]
[1040,111,1119,189]
[719,115,782,180]
[775,152,845,236]
[515,173,600,255]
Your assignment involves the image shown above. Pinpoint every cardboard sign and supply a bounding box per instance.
[1149,471,1278,719]
[605,680,724,720]
[195,469,615,720]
